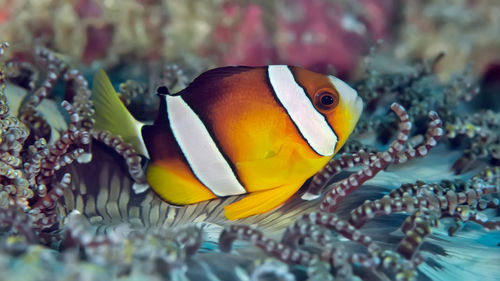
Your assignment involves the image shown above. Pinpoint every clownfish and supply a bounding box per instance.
[92,65,362,220]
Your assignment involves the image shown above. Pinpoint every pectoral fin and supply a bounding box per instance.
[235,143,328,192]
[235,144,298,191]
[224,181,303,220]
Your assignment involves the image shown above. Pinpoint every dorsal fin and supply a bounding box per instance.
[153,86,169,126]
[175,66,255,96]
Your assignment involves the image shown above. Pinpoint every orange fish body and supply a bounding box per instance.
[92,65,363,220]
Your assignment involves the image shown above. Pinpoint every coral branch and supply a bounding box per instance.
[61,210,118,262]
[397,210,437,260]
[219,225,313,265]
[37,127,89,185]
[0,46,99,245]
[63,68,94,131]
[320,104,443,212]
[0,42,8,97]
[91,130,148,191]
[19,48,65,118]
[31,173,71,216]
[20,67,57,111]
[220,217,418,280]
[349,179,500,230]
[302,151,377,200]
[23,138,47,188]
[37,101,90,185]
[0,205,38,243]
[284,212,380,254]
[161,64,188,91]
[173,226,203,256]
[346,167,500,261]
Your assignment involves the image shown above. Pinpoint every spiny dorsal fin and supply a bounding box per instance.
[92,69,148,157]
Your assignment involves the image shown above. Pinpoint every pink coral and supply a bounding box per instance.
[276,0,365,77]
[211,0,394,78]
[82,24,114,64]
[214,3,276,66]
[73,0,102,18]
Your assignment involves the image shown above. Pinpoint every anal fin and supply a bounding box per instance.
[224,181,303,220]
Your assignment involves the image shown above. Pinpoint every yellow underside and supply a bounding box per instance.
[224,181,304,220]
[146,162,217,205]
[236,142,330,191]
[146,142,331,219]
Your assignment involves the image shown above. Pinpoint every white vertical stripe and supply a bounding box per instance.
[328,75,359,110]
[329,75,363,130]
[166,95,246,196]
[268,65,337,156]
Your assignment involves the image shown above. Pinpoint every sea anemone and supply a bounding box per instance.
[1,1,500,280]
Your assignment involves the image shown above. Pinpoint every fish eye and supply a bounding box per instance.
[314,90,339,111]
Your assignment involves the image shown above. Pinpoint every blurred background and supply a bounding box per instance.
[1,0,499,82]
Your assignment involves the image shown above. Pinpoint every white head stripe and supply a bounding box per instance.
[268,65,337,156]
[166,95,246,196]
[329,75,358,108]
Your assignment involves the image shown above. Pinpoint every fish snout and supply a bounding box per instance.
[328,75,363,120]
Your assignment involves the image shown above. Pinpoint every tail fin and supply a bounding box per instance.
[92,69,148,157]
